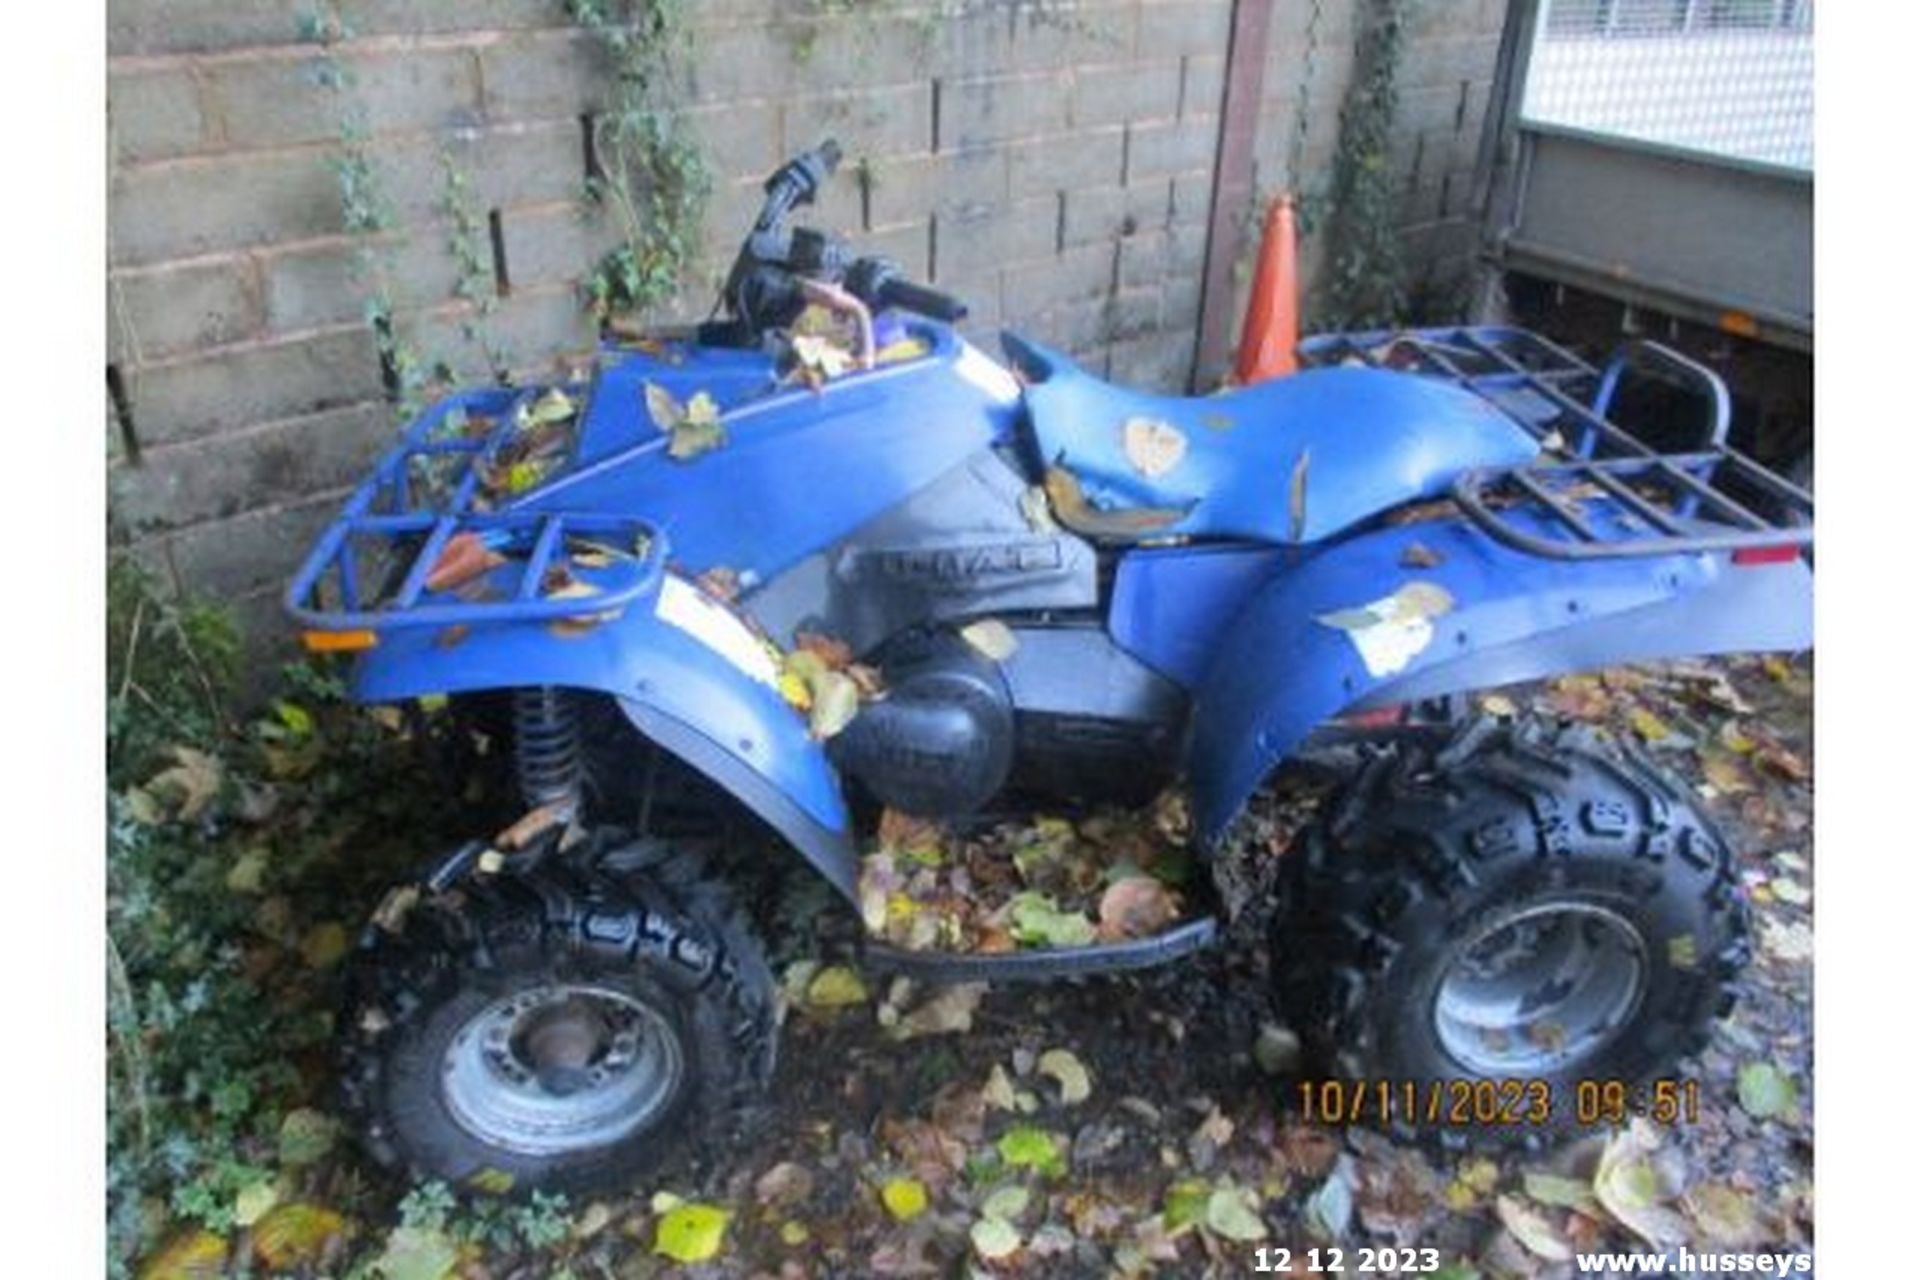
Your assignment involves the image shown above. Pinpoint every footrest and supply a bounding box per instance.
[862,917,1218,983]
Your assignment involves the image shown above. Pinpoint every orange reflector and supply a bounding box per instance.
[1718,310,1760,338]
[1732,545,1800,566]
[302,628,379,653]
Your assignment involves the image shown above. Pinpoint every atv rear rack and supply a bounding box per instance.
[1299,325,1813,561]
[285,386,664,635]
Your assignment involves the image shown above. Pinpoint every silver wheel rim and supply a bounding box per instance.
[441,983,684,1156]
[1433,903,1649,1075]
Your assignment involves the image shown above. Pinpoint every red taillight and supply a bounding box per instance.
[1732,544,1801,566]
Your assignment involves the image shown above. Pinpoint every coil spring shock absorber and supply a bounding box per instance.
[513,686,583,815]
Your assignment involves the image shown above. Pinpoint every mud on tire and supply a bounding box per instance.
[1271,717,1748,1137]
[339,835,776,1193]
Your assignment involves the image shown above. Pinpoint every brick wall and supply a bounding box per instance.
[107,0,1510,647]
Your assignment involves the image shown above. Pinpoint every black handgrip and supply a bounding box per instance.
[877,277,969,322]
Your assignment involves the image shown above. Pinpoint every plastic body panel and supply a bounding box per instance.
[1185,509,1812,844]
[1108,543,1286,688]
[516,325,1023,588]
[349,573,858,898]
[1009,334,1540,545]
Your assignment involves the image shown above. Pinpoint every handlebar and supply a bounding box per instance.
[873,275,969,323]
[720,140,969,334]
[754,140,841,232]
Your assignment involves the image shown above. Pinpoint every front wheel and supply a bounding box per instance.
[1270,718,1747,1137]
[339,837,776,1192]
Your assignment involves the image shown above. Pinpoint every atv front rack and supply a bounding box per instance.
[285,387,664,634]
[1299,326,1813,561]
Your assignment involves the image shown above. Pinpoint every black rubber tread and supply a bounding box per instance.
[338,832,776,1194]
[1271,716,1748,1139]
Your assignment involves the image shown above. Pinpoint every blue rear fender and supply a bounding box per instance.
[1185,512,1813,844]
[349,574,859,901]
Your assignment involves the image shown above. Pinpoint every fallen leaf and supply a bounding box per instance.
[468,1167,515,1195]
[881,1177,930,1221]
[1496,1194,1572,1261]
[654,1203,730,1264]
[1162,1178,1211,1233]
[959,618,1019,661]
[888,982,987,1041]
[1042,466,1190,539]
[1737,1063,1799,1120]
[523,386,576,426]
[1122,417,1189,478]
[572,1202,614,1239]
[1204,1183,1268,1241]
[807,669,862,739]
[779,1220,810,1247]
[1593,1123,1689,1247]
[1686,1182,1762,1246]
[1304,1161,1354,1240]
[794,627,854,669]
[805,965,869,1008]
[1288,448,1312,541]
[1522,1171,1599,1216]
[695,565,742,601]
[278,1108,336,1167]
[997,1126,1066,1177]
[372,1226,458,1280]
[793,333,854,383]
[424,532,505,592]
[755,1161,815,1208]
[981,1185,1030,1220]
[1770,875,1811,906]
[225,847,269,895]
[1009,892,1096,948]
[300,922,350,970]
[148,746,223,822]
[138,1229,228,1280]
[1754,740,1810,781]
[1759,918,1814,962]
[1096,876,1179,940]
[984,1064,1018,1111]
[1253,1025,1301,1076]
[970,1215,1022,1260]
[1400,541,1442,568]
[252,1204,349,1270]
[644,381,681,430]
[1628,706,1672,742]
[1700,750,1752,794]
[1037,1048,1092,1105]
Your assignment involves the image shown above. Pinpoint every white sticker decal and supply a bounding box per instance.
[954,341,1022,404]
[1315,582,1456,678]
[655,575,779,687]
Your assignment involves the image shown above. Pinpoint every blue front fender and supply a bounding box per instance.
[1187,513,1812,844]
[350,575,858,901]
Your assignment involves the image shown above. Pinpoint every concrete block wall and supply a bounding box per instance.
[108,0,1511,648]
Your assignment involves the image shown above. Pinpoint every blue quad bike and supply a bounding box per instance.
[288,142,1813,1191]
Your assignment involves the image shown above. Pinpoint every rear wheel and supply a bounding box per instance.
[340,836,775,1192]
[1271,718,1747,1138]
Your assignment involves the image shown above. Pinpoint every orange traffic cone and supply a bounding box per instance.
[1234,195,1300,384]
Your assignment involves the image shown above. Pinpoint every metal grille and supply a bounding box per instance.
[1522,0,1813,172]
